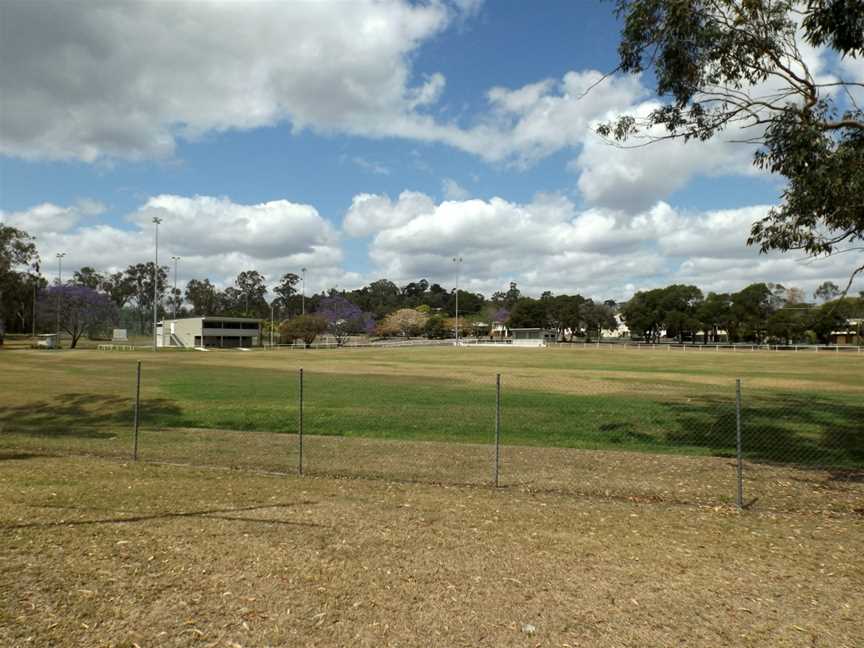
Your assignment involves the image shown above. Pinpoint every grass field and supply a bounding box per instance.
[1,347,863,645]
[0,345,862,509]
[1,454,862,647]
[1,344,862,453]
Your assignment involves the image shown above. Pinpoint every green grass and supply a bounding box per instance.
[0,346,862,468]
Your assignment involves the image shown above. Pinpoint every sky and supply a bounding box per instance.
[1,0,861,301]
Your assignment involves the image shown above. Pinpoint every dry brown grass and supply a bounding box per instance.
[1,454,862,647]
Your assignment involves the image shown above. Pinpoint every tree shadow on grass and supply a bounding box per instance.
[1,501,324,530]
[0,392,183,439]
[663,393,864,473]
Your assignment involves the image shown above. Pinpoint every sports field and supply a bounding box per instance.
[0,345,862,508]
[1,346,863,646]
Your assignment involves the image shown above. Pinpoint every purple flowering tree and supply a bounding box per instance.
[316,295,375,346]
[39,285,118,348]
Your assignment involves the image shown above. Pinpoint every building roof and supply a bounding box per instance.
[158,316,262,324]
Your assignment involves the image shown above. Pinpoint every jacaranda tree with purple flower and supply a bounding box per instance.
[316,295,374,346]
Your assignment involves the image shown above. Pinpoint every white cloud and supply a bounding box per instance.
[1,202,85,235]
[571,100,760,212]
[343,191,435,238]
[7,191,862,301]
[350,157,391,176]
[0,0,467,161]
[441,178,471,200]
[343,191,862,300]
[14,195,349,293]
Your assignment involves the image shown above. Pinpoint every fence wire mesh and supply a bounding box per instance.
[1,354,861,512]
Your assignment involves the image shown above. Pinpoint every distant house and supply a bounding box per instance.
[510,328,556,347]
[156,316,262,348]
[601,314,630,339]
[829,318,862,345]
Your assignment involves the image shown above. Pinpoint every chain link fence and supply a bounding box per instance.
[1,360,861,512]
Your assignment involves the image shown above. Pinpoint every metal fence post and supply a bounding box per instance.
[735,378,743,509]
[133,360,141,461]
[495,373,501,487]
[298,367,304,475]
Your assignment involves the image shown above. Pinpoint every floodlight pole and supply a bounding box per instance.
[55,252,65,349]
[270,302,275,350]
[170,255,181,321]
[32,276,37,337]
[301,267,307,315]
[452,256,462,346]
[152,217,162,352]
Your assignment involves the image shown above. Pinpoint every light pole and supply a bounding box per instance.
[452,256,462,345]
[270,301,275,349]
[31,275,37,338]
[170,256,181,321]
[301,267,307,315]
[152,217,162,351]
[55,253,65,349]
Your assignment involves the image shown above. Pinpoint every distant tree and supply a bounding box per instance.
[0,224,39,344]
[401,279,429,307]
[124,262,168,333]
[424,315,447,339]
[508,298,547,329]
[71,267,105,290]
[273,272,301,315]
[492,281,521,310]
[316,295,374,346]
[365,279,401,318]
[446,289,484,316]
[582,300,617,342]
[184,278,219,315]
[39,285,118,348]
[280,314,327,348]
[546,294,586,341]
[731,283,777,342]
[814,281,842,303]
[621,290,664,342]
[102,271,135,309]
[233,270,268,316]
[379,308,428,337]
[696,292,733,343]
[766,306,809,344]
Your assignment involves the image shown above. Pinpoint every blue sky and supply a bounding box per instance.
[0,0,858,300]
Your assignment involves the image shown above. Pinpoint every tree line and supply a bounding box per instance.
[2,223,862,347]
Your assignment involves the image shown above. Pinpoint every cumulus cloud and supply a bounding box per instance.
[0,0,464,161]
[342,191,861,299]
[572,116,759,213]
[343,191,436,238]
[9,195,351,293]
[1,202,88,235]
[7,190,862,301]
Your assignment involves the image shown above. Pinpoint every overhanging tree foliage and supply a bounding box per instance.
[601,0,864,290]
[0,224,39,344]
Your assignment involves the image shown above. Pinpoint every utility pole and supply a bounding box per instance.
[152,217,162,351]
[301,267,307,315]
[452,256,462,345]
[55,253,65,349]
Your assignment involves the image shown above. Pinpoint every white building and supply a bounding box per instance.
[601,314,630,339]
[510,328,556,347]
[156,316,262,348]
